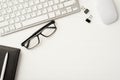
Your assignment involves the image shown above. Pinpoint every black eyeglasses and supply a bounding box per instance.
[21,20,57,49]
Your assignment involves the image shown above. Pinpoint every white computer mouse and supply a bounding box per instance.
[97,0,118,25]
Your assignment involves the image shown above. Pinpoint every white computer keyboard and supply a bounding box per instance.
[0,0,80,36]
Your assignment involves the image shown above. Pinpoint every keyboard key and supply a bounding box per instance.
[37,4,43,9]
[18,4,23,9]
[47,7,53,12]
[19,0,24,3]
[31,12,37,17]
[20,15,26,21]
[66,7,72,12]
[48,1,54,6]
[7,1,13,7]
[4,27,9,32]
[0,16,4,22]
[34,0,40,4]
[9,25,16,30]
[27,8,32,13]
[42,9,47,14]
[21,9,27,14]
[9,19,14,24]
[0,4,1,8]
[12,6,18,11]
[14,17,20,22]
[13,0,19,5]
[37,10,42,16]
[0,21,9,28]
[64,0,75,7]
[29,0,34,6]
[61,10,66,14]
[60,0,65,2]
[4,14,10,20]
[0,29,4,34]
[73,7,78,11]
[23,2,29,8]
[53,5,58,10]
[32,6,37,11]
[25,14,31,19]
[2,3,7,8]
[54,0,59,4]
[2,0,6,3]
[40,0,45,3]
[15,23,22,29]
[15,11,21,16]
[2,10,7,15]
[55,10,61,16]
[48,12,55,18]
[10,13,16,18]
[58,4,64,8]
[43,2,48,7]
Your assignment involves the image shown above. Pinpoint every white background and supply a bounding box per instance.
[0,0,120,80]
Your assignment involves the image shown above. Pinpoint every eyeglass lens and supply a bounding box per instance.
[24,36,40,49]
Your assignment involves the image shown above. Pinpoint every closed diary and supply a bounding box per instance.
[0,45,20,80]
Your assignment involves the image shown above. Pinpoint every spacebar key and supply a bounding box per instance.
[22,14,48,27]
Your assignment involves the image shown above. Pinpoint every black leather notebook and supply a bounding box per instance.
[0,45,20,80]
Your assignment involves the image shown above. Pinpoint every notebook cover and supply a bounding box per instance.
[0,45,20,80]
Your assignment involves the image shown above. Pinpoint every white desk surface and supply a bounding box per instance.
[0,0,120,80]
